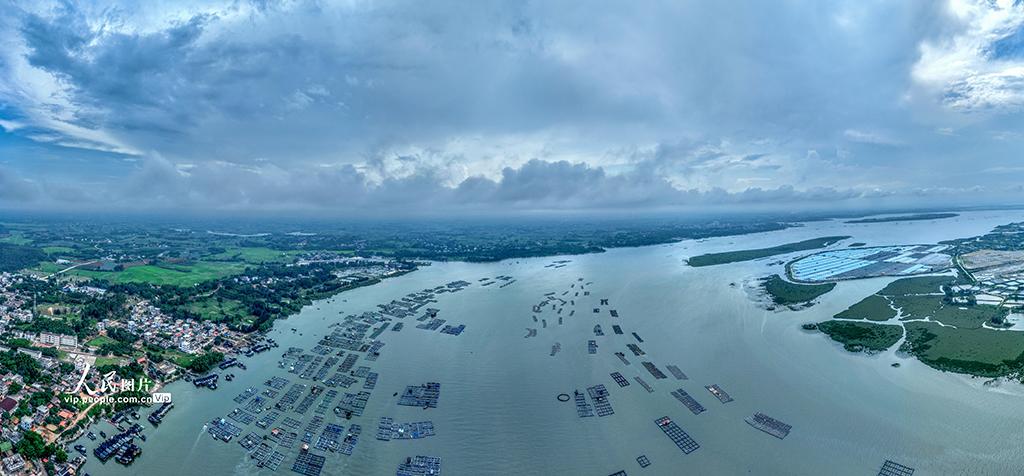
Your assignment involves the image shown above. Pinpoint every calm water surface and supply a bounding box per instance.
[79,211,1024,475]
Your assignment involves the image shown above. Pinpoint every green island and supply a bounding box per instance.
[845,212,958,224]
[761,274,835,306]
[687,235,850,267]
[812,321,903,352]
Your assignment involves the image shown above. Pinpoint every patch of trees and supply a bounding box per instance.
[187,351,224,374]
[0,244,45,272]
[20,317,76,337]
[106,327,138,344]
[98,341,134,357]
[0,351,42,384]
[15,431,66,462]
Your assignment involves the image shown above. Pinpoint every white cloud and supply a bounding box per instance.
[912,0,1024,112]
[0,119,25,131]
[843,129,903,146]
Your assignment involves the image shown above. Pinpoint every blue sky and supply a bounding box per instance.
[2,0,1024,214]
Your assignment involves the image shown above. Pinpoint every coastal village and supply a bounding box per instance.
[0,250,411,476]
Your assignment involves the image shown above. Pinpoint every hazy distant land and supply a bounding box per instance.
[687,236,850,267]
[845,213,959,224]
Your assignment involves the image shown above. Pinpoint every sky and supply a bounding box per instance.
[2,0,1024,216]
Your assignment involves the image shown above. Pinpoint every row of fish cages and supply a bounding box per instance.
[209,279,475,474]
[314,423,345,452]
[398,382,441,408]
[655,416,700,454]
[376,417,436,440]
[744,412,791,439]
[291,451,327,476]
[207,417,243,443]
[642,361,668,379]
[396,455,442,476]
[670,388,706,415]
[705,384,733,403]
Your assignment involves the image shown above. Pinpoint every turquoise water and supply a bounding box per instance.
[78,210,1024,475]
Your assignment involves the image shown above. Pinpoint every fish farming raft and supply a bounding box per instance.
[654,416,699,454]
[745,412,791,439]
[670,389,705,415]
